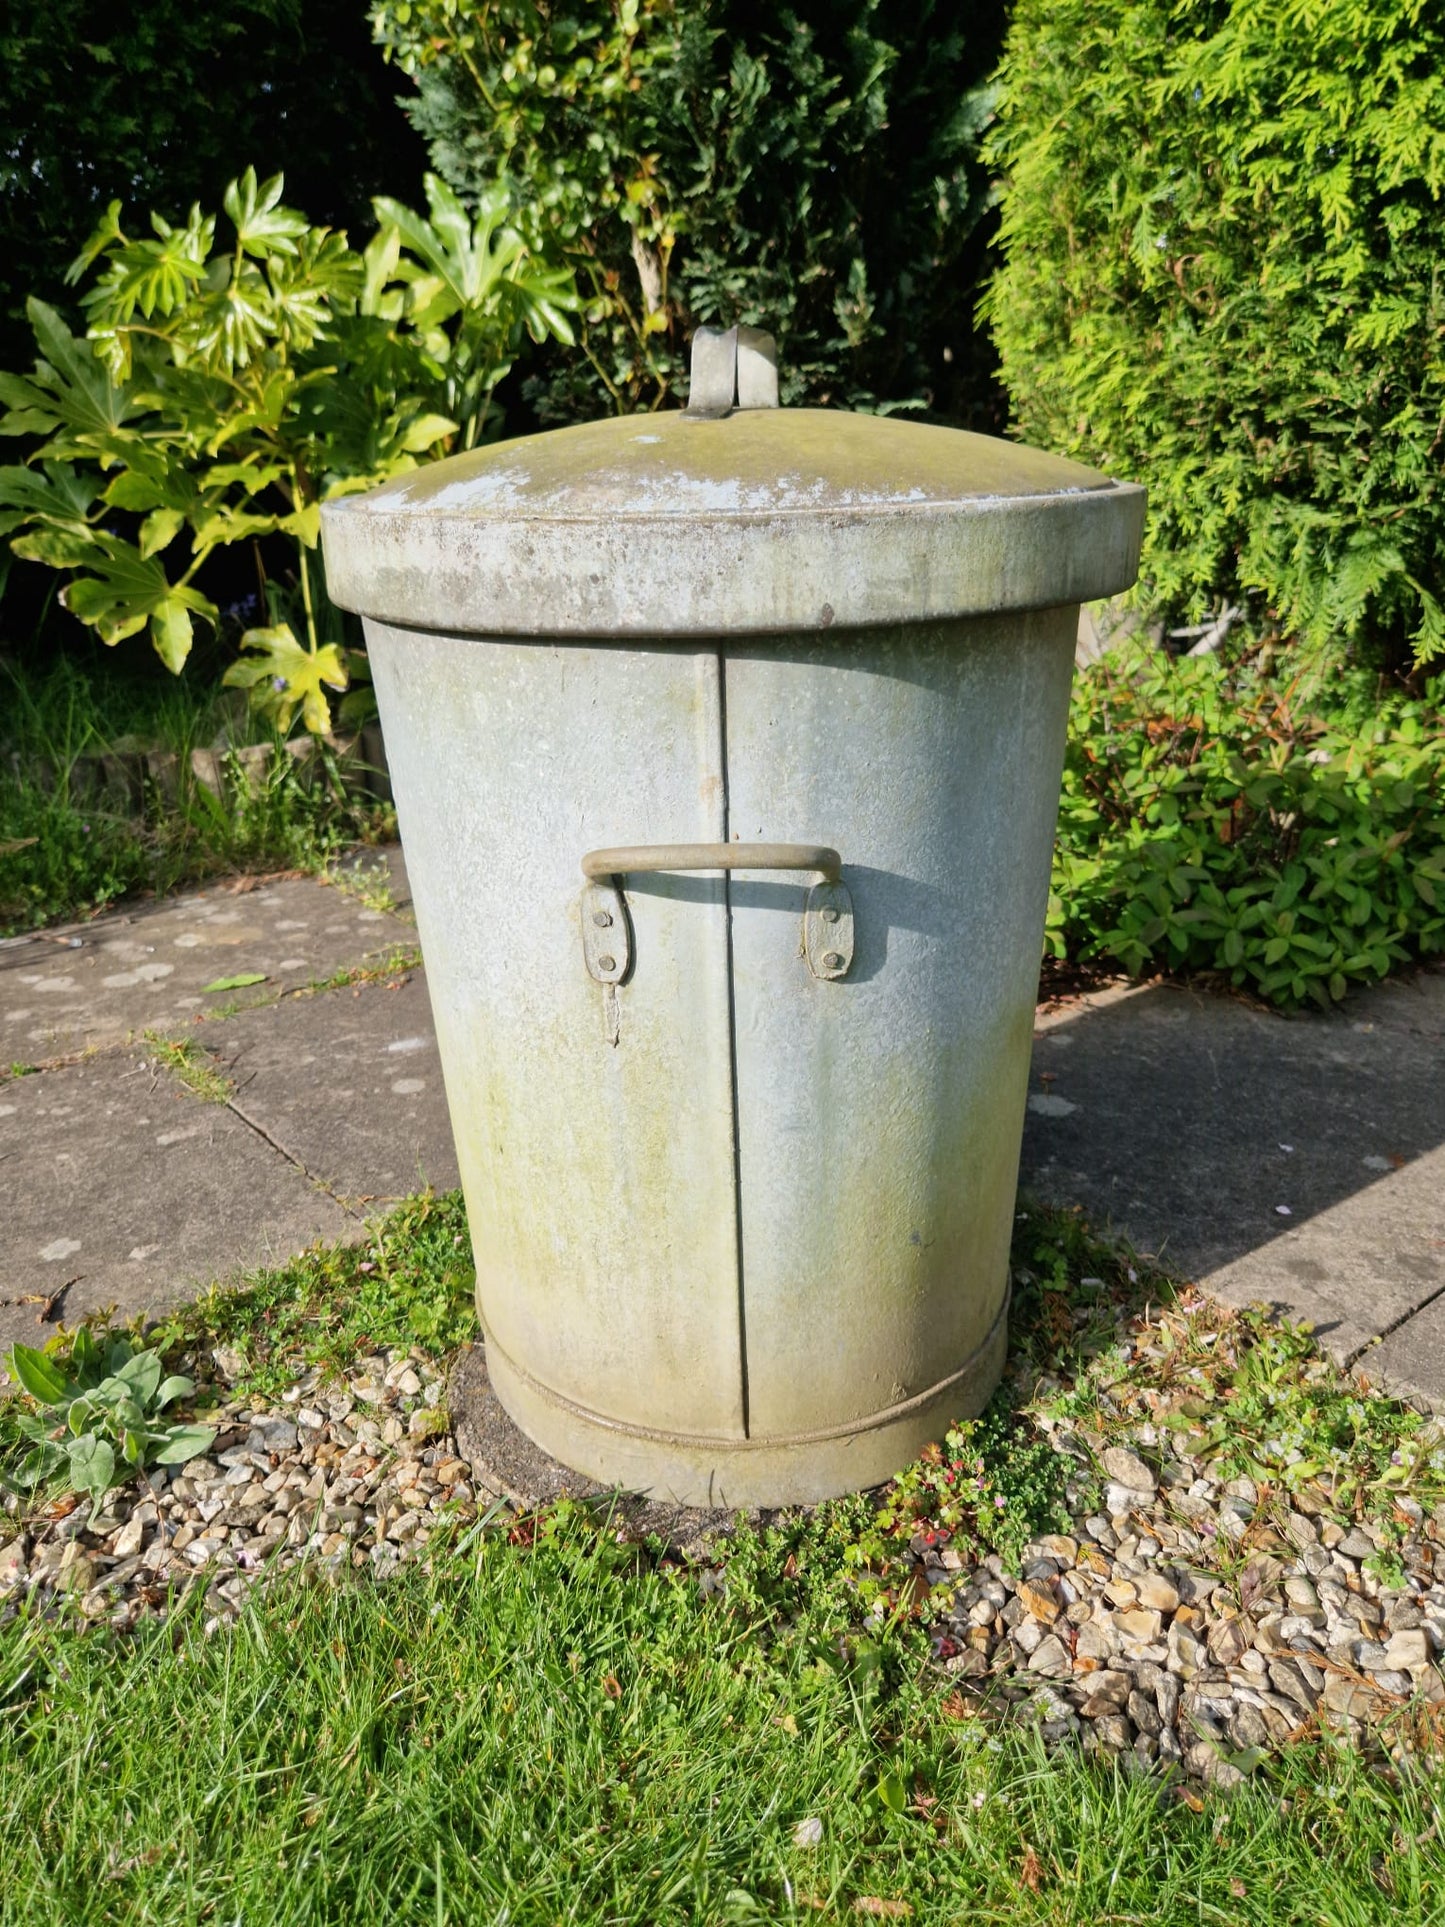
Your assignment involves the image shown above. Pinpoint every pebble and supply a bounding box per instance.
[1073,1619,1114,1662]
[1102,1447,1156,1494]
[1017,1578,1061,1623]
[1384,1629,1430,1670]
[1337,1526,1378,1560]
[916,1307,1445,1786]
[1105,1483,1147,1518]
[1114,1607,1162,1643]
[1134,1573,1180,1614]
[1028,1634,1071,1678]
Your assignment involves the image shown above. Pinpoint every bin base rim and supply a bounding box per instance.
[480,1288,1009,1508]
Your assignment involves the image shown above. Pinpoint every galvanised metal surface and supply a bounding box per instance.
[360,607,1076,1504]
[326,400,1144,1505]
[324,409,1144,639]
[723,614,1075,1458]
[365,633,744,1446]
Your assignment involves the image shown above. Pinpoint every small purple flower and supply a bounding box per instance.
[272,676,287,692]
[994,1495,1006,1510]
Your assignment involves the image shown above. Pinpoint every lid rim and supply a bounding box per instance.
[327,481,1127,528]
[324,480,1147,637]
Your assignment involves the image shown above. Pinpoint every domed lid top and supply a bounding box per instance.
[322,328,1145,638]
[336,407,1117,525]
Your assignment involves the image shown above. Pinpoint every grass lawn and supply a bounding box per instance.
[4,1198,1445,1923]
[3,1512,1440,1926]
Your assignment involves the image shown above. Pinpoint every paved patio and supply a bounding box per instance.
[3,849,1441,1406]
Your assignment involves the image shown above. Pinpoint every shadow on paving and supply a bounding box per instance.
[1019,967,1445,1402]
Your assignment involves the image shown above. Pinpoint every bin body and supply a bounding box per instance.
[325,408,1144,1504]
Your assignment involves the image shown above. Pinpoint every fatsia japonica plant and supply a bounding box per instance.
[4,1332,215,1521]
[0,168,578,730]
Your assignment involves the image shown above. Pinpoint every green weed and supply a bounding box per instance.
[141,1032,232,1104]
[0,652,395,934]
[293,944,424,997]
[145,1190,476,1401]
[0,1505,1442,1924]
[5,1195,1445,1921]
[3,1332,213,1517]
[323,855,401,918]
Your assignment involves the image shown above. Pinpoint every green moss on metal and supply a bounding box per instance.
[370,409,1116,520]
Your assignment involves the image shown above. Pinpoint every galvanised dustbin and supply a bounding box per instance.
[322,330,1144,1506]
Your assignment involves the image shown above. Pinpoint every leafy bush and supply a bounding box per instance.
[0,0,426,372]
[0,170,577,723]
[371,0,1005,423]
[985,0,1445,670]
[4,1333,213,1519]
[1050,651,1445,1006]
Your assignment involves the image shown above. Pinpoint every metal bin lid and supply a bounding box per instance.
[323,333,1144,638]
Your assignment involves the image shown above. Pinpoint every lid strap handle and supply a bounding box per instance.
[684,326,779,419]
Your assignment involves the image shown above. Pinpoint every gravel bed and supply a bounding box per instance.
[909,1431,1445,1785]
[0,1347,481,1637]
[5,1337,1445,1785]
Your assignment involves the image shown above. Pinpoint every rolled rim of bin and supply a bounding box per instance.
[323,407,1147,638]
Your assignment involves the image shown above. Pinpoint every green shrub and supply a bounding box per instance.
[985,0,1445,671]
[0,170,577,718]
[1050,651,1445,1007]
[0,0,426,372]
[371,0,1005,423]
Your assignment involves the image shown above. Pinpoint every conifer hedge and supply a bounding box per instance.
[371,0,1007,425]
[985,0,1445,673]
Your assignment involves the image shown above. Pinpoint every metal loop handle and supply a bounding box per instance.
[684,325,780,419]
[581,841,840,884]
[580,842,853,1010]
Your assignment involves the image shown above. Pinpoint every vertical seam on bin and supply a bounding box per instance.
[717,648,750,1438]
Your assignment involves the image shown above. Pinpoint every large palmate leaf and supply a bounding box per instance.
[375,176,523,323]
[223,167,311,260]
[74,200,214,329]
[1,165,579,718]
[58,534,217,669]
[0,299,149,452]
[0,459,101,541]
[224,621,349,733]
[376,175,577,339]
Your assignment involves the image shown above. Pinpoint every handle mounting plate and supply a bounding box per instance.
[803,881,854,980]
[581,883,631,985]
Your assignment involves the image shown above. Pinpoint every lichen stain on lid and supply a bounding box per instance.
[347,408,1117,524]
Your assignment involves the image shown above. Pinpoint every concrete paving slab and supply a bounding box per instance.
[0,857,416,1058]
[1020,970,1445,1375]
[0,1050,352,1354]
[202,971,459,1206]
[1368,1287,1445,1409]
